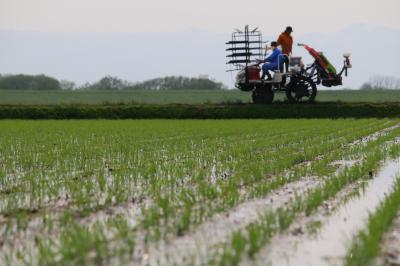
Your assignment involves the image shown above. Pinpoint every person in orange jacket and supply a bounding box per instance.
[277,26,293,72]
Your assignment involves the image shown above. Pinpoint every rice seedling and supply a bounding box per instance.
[345,177,400,266]
[208,131,400,265]
[0,119,399,265]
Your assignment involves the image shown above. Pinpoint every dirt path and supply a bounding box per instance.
[249,158,400,266]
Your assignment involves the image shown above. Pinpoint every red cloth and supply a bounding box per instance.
[304,45,328,69]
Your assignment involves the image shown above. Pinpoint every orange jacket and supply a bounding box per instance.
[277,32,293,55]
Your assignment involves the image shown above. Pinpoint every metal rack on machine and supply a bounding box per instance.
[226,25,263,72]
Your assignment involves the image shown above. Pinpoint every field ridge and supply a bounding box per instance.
[1,102,400,119]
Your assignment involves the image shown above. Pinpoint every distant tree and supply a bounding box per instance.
[361,75,400,90]
[78,82,92,90]
[360,82,373,90]
[60,80,76,90]
[84,76,131,90]
[0,74,60,90]
[126,76,227,90]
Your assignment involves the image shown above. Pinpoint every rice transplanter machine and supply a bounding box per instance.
[226,26,352,103]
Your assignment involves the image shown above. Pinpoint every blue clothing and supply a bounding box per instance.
[264,48,283,69]
[262,48,285,77]
[262,63,278,73]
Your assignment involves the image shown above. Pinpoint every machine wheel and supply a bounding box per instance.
[252,84,274,104]
[286,76,317,103]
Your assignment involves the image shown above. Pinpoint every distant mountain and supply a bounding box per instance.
[0,25,399,89]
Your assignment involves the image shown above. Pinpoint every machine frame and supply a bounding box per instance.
[226,26,352,103]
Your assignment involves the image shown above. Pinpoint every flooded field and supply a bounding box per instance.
[1,119,400,265]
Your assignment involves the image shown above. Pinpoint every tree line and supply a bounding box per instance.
[3,73,399,91]
[360,75,400,90]
[0,74,227,90]
[0,74,61,90]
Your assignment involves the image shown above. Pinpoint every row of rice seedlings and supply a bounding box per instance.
[0,120,396,264]
[0,122,388,233]
[302,126,400,216]
[4,140,346,265]
[208,135,400,266]
[207,129,400,265]
[25,121,397,265]
[2,120,364,256]
[0,119,343,213]
[19,214,136,266]
[247,121,392,198]
[0,120,350,247]
[345,177,400,266]
[139,120,397,240]
[0,120,379,222]
[6,120,390,214]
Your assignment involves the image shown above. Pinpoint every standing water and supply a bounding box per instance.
[260,158,400,266]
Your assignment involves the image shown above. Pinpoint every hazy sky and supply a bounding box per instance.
[1,0,399,88]
[1,0,399,34]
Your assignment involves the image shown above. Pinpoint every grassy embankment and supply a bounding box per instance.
[1,89,400,119]
[1,89,400,105]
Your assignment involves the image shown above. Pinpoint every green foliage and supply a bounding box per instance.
[0,74,60,90]
[127,76,227,90]
[0,102,400,119]
[77,75,227,91]
[82,76,131,90]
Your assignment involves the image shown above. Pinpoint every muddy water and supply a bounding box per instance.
[143,177,324,266]
[258,158,400,266]
[375,214,400,265]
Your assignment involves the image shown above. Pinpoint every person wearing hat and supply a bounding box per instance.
[277,26,293,72]
[258,41,283,80]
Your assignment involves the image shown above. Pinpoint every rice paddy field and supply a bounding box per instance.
[1,89,400,105]
[1,119,400,265]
